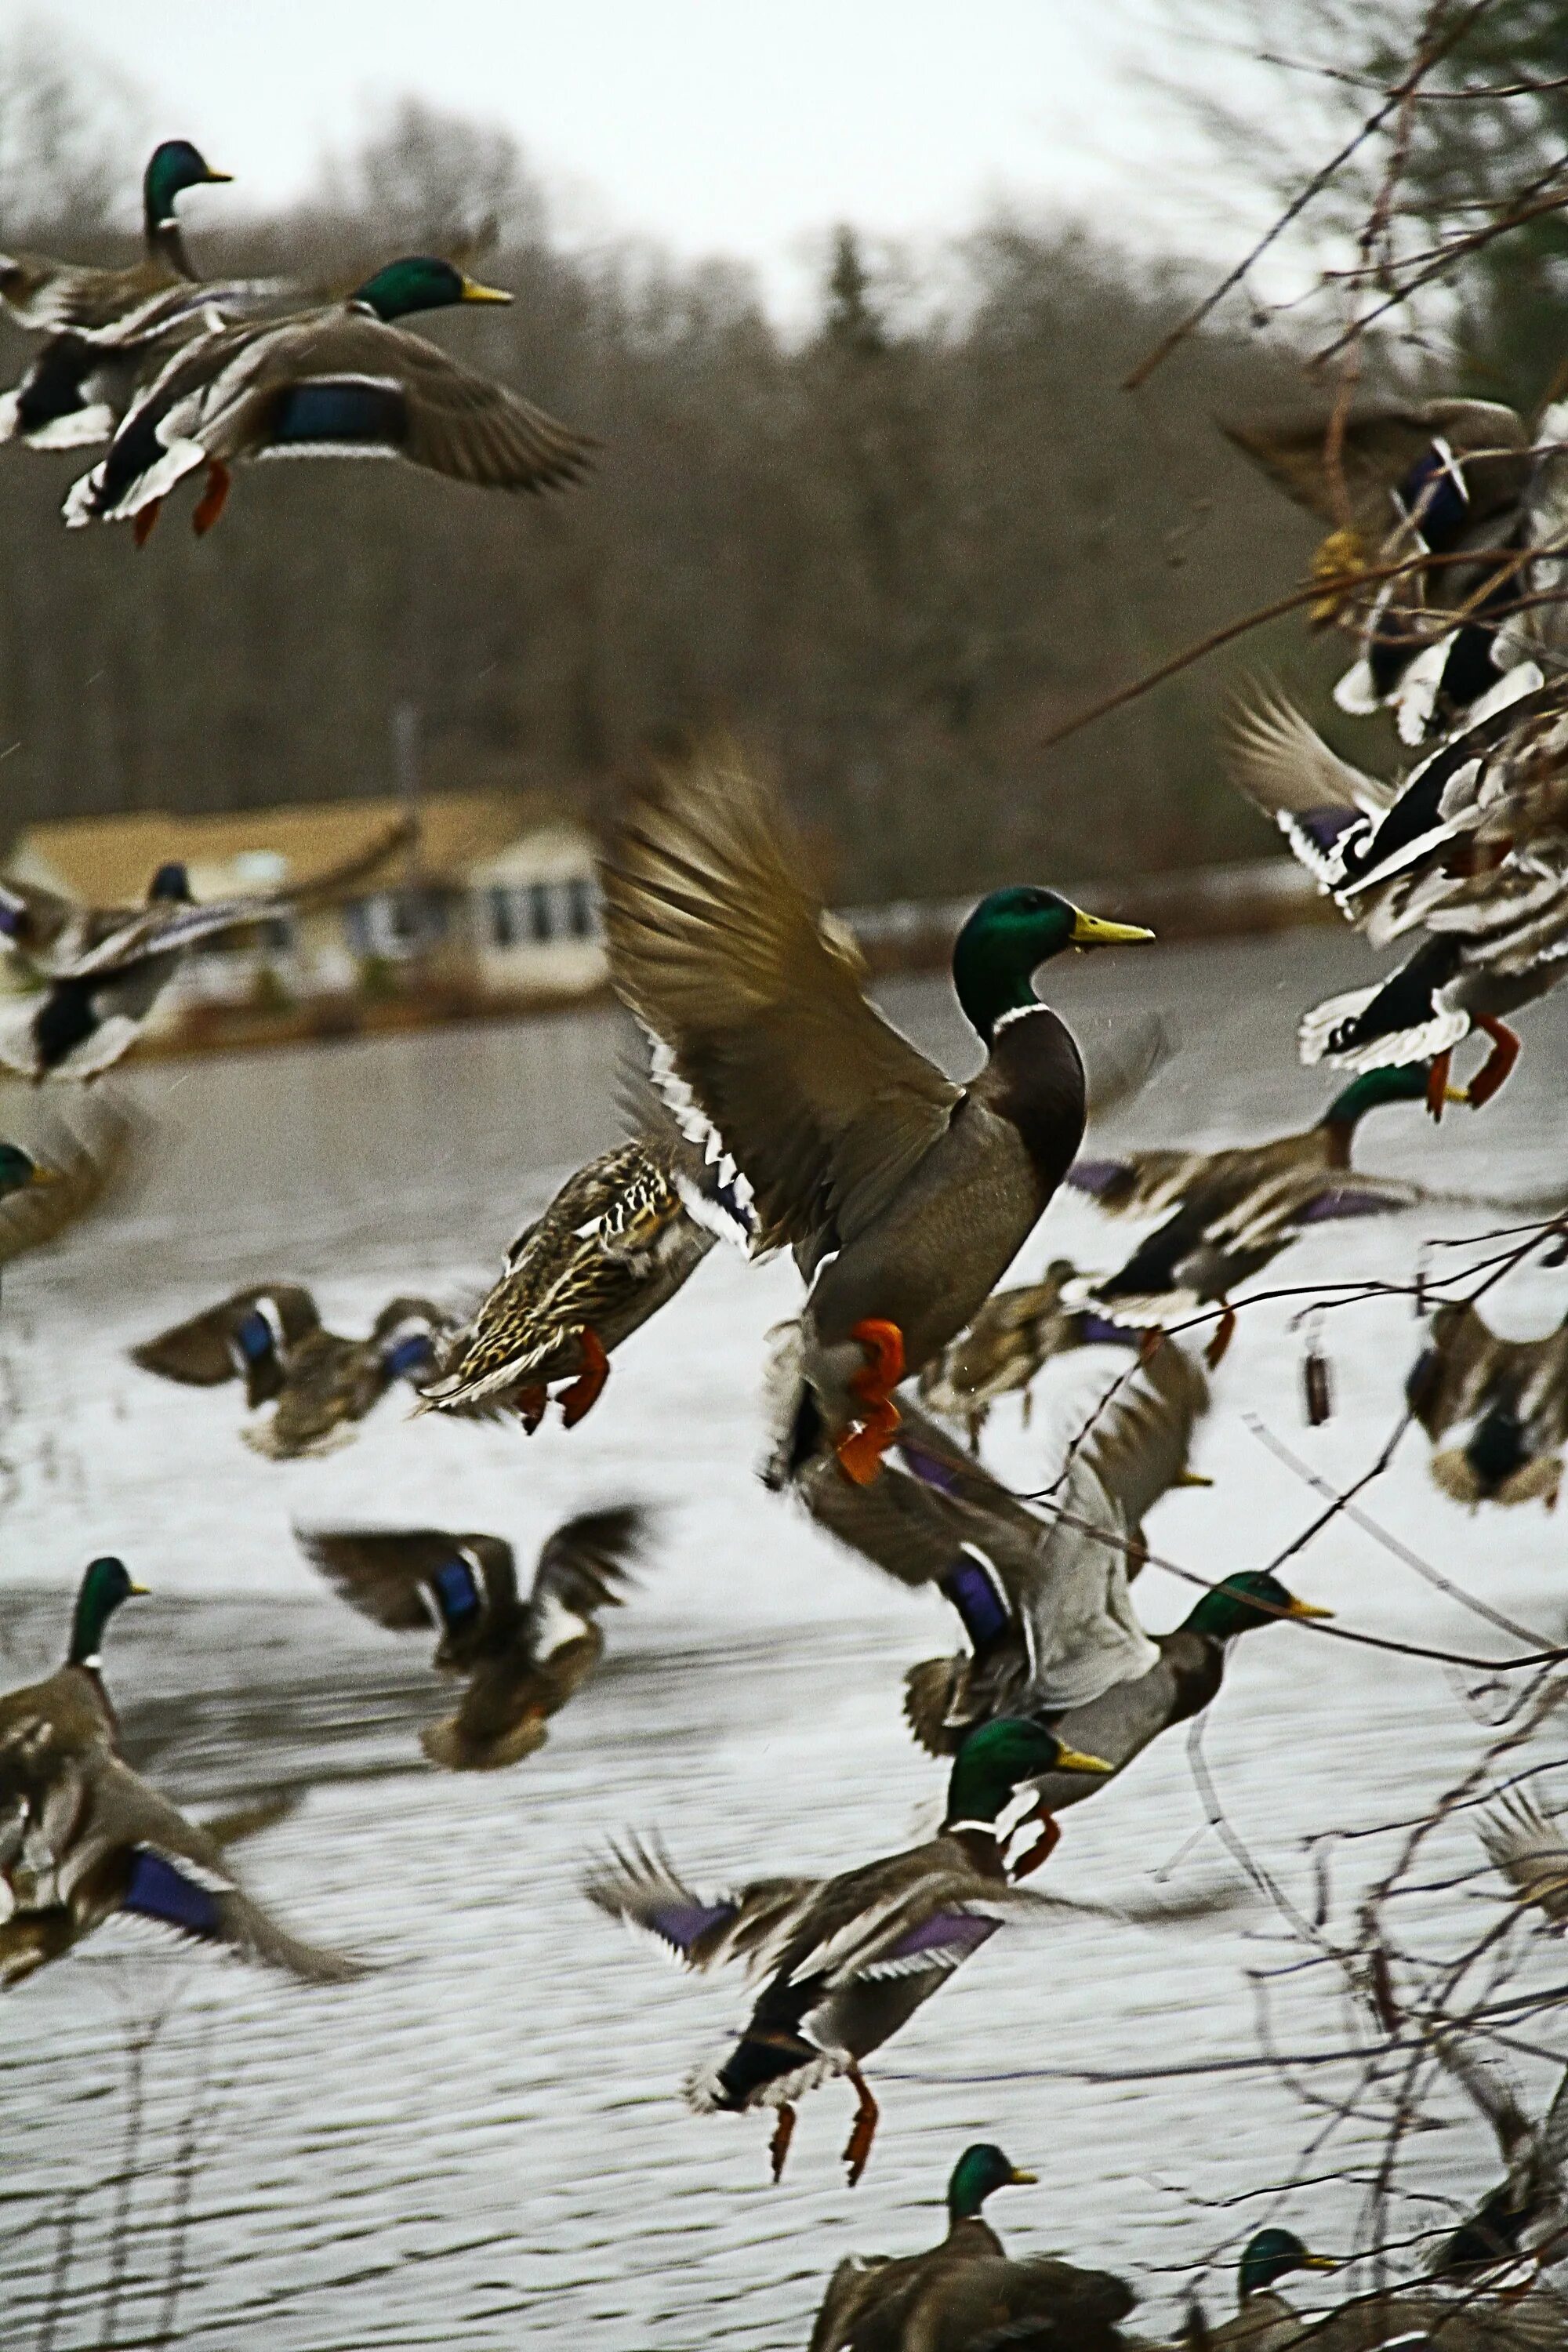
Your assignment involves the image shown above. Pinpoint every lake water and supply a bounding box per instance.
[3,927,1567,2350]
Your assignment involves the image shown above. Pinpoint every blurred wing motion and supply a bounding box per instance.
[296,1524,519,1643]
[584,1834,826,1980]
[130,1283,319,1392]
[0,1097,147,1263]
[526,1505,648,1658]
[1478,1788,1568,1930]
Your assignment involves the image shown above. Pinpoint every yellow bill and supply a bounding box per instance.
[1069,907,1155,949]
[459,276,514,304]
[1055,1744,1115,1776]
[1287,1595,1334,1621]
[1007,2166,1039,2184]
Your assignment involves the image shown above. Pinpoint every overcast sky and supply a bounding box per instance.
[35,0,1242,317]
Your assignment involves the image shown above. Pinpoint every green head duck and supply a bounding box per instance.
[951,887,1153,1045]
[143,140,230,233]
[1319,1062,1458,1131]
[1237,2227,1336,2303]
[0,1144,49,1200]
[68,1556,147,1668]
[945,1715,1112,1828]
[947,2142,1037,2222]
[1185,1570,1333,1643]
[349,256,514,325]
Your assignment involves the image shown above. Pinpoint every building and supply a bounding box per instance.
[3,789,608,1039]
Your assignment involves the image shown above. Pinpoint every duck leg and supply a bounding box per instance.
[132,499,162,549]
[1203,1305,1236,1370]
[841,2063,880,2186]
[1425,1049,1454,1122]
[768,2103,797,2183]
[515,1385,549,1434]
[1465,1017,1521,1110]
[558,1328,610,1428]
[835,1319,906,1486]
[191,460,231,536]
[1009,1806,1062,1881]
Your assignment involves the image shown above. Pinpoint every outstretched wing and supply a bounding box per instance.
[1477,1788,1568,1930]
[1076,1340,1209,1531]
[601,739,960,1262]
[1428,2024,1535,2164]
[583,1834,822,1980]
[527,1505,652,1661]
[296,1525,518,1639]
[1065,1149,1203,1220]
[1409,1302,1502,1437]
[130,1283,318,1387]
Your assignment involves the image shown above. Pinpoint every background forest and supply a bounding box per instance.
[2,5,1563,900]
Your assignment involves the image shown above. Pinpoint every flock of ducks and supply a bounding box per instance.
[2,141,1568,2350]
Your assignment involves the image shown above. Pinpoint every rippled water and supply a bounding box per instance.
[2,930,1567,2349]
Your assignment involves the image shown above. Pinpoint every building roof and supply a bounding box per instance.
[7,789,588,906]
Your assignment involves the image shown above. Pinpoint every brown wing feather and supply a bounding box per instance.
[130,1283,319,1387]
[531,1505,651,1621]
[601,739,960,1258]
[295,1526,518,1635]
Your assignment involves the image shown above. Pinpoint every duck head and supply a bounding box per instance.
[952,887,1152,1046]
[349,256,514,325]
[1183,1570,1332,1642]
[147,862,194,906]
[67,1555,147,1669]
[943,1716,1112,1829]
[947,2143,1036,2222]
[1319,1062,1460,1131]
[143,141,231,233]
[1238,2228,1335,2304]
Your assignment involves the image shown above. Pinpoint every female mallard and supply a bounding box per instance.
[65,254,594,540]
[0,140,249,451]
[132,1282,452,1458]
[416,1127,747,1432]
[1063,1062,1460,1353]
[808,2142,1137,2352]
[915,1259,1143,1450]
[1225,399,1534,743]
[0,814,412,1078]
[296,1505,651,1768]
[585,1719,1110,2184]
[1407,1301,1568,1508]
[0,1749,360,1990]
[601,739,1152,1484]
[1229,684,1568,1112]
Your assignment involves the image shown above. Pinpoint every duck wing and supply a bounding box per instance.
[130,1283,318,1388]
[1409,1303,1504,1438]
[1077,1340,1209,1535]
[1065,1149,1210,1220]
[524,1505,651,1662]
[920,2253,1138,2350]
[584,1833,826,1980]
[72,1759,362,1984]
[295,1525,517,1651]
[1226,692,1394,887]
[0,875,85,971]
[1477,1788,1568,1931]
[601,739,961,1264]
[1429,2027,1536,2165]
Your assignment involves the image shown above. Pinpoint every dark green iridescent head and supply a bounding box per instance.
[1319,1062,1434,1128]
[67,1556,145,1668]
[349,256,514,324]
[948,2143,1036,2220]
[0,1143,42,1198]
[1183,1570,1331,1642]
[950,887,1152,1046]
[143,140,230,231]
[944,1716,1112,1826]
[1238,2228,1334,2303]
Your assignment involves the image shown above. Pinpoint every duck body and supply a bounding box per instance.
[0,1559,144,1820]
[297,1506,651,1769]
[916,1259,1142,1448]
[586,1720,1110,2183]
[601,740,1150,1484]
[64,255,594,536]
[810,2144,1136,2352]
[1408,1301,1568,1507]
[418,1134,730,1433]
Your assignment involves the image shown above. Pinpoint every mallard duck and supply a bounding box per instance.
[416,1119,750,1432]
[1425,2036,1568,2293]
[0,1558,145,1809]
[1182,2223,1564,2350]
[0,1752,361,1990]
[132,1283,452,1458]
[0,1099,143,1295]
[64,254,594,540]
[1224,400,1535,743]
[1230,683,1568,1110]
[1407,1301,1568,1507]
[585,1718,1111,2184]
[1477,1787,1568,1928]
[296,1504,651,1768]
[601,739,1152,1485]
[0,813,413,1079]
[0,141,260,452]
[808,2141,1137,2352]
[1062,1062,1462,1350]
[914,1260,1145,1449]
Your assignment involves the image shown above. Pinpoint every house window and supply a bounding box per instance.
[564,877,596,938]
[344,891,437,958]
[529,883,554,942]
[488,887,518,949]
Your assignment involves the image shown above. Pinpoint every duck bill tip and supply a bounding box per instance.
[460,277,514,303]
[1056,1745,1115,1776]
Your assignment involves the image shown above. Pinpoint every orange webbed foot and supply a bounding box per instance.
[132,499,162,548]
[1425,1050,1454,1123]
[768,2103,797,2184]
[1465,1018,1521,1110]
[558,1328,610,1429]
[191,459,231,536]
[1204,1306,1236,1370]
[1009,1806,1062,1881]
[515,1385,548,1435]
[841,2064,880,2186]
[835,1318,906,1484]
